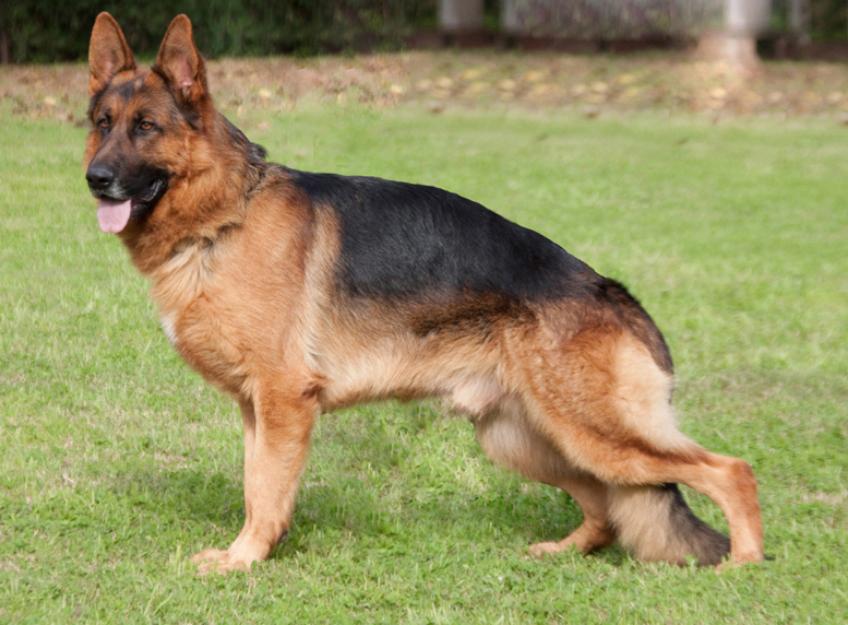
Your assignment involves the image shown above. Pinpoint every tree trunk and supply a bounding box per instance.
[0,30,10,65]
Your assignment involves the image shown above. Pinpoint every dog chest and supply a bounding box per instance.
[151,249,255,394]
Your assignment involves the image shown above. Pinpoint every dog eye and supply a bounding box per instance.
[97,117,110,131]
[137,120,155,132]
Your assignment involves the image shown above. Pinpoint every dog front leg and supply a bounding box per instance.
[193,383,317,574]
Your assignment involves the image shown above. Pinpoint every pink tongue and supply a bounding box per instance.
[96,199,132,233]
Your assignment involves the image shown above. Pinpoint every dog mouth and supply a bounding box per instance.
[95,178,168,234]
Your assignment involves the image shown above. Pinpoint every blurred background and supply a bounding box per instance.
[1,0,847,123]
[2,1,848,62]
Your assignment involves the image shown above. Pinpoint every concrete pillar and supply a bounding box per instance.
[697,0,772,69]
[501,0,521,36]
[725,0,771,36]
[439,0,484,33]
[788,0,810,45]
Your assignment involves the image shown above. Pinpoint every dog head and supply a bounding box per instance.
[84,13,212,234]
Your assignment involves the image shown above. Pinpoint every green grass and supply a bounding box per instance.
[1,104,846,625]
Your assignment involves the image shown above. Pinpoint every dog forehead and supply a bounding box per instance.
[94,71,175,117]
[100,70,143,101]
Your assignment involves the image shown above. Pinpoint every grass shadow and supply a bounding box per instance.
[106,457,640,566]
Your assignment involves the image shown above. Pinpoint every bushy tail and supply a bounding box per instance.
[608,483,729,565]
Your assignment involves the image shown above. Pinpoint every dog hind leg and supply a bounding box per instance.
[510,326,763,566]
[474,397,615,556]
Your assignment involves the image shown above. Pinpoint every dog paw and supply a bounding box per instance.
[716,551,764,572]
[191,548,253,574]
[528,541,569,558]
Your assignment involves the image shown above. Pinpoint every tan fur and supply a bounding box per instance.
[474,399,615,555]
[611,337,689,452]
[84,13,764,573]
[608,486,695,563]
[499,318,762,563]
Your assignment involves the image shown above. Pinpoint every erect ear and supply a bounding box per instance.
[88,12,136,96]
[154,14,207,104]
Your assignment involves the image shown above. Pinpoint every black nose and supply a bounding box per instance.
[86,164,115,190]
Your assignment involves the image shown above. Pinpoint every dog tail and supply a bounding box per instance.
[607,483,729,565]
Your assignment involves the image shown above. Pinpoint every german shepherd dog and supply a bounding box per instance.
[84,13,764,573]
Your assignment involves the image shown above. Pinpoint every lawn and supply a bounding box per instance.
[1,98,846,624]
